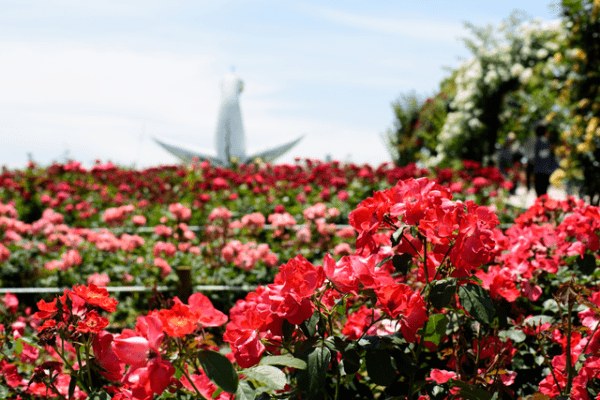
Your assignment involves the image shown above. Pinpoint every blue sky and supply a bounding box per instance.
[0,0,559,169]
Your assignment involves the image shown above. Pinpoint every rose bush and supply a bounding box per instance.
[1,169,599,399]
[0,159,513,322]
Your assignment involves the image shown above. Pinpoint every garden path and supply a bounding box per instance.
[507,184,570,209]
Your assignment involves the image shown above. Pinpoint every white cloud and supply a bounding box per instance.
[295,2,467,44]
[0,42,220,124]
[0,0,558,170]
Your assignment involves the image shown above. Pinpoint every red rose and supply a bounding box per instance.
[72,284,118,312]
[158,302,198,337]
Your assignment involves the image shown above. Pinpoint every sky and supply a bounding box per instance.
[0,0,561,169]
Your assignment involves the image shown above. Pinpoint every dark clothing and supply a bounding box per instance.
[533,137,554,175]
[535,172,551,197]
[521,136,537,191]
[498,144,514,176]
[532,136,557,196]
[526,162,534,191]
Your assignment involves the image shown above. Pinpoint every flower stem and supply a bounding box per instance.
[565,288,574,394]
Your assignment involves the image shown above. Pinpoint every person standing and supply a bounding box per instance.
[497,132,518,194]
[532,123,557,196]
[522,134,537,192]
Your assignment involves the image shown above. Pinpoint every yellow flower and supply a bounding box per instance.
[578,98,591,109]
[575,49,587,62]
[586,117,599,135]
[545,112,557,122]
[554,52,563,63]
[550,169,566,188]
[577,141,591,153]
[585,132,594,142]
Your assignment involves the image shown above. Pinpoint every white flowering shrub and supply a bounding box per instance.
[434,14,568,167]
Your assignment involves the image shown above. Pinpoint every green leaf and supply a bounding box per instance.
[458,283,495,325]
[365,349,397,386]
[390,226,407,247]
[342,345,361,375]
[498,328,526,343]
[2,340,21,357]
[390,349,413,375]
[281,319,295,343]
[392,253,412,275]
[357,335,380,350]
[259,355,307,370]
[87,392,112,400]
[448,380,492,400]
[334,297,346,317]
[0,385,8,399]
[300,311,319,338]
[423,313,449,346]
[305,346,331,399]
[212,388,223,399]
[198,350,239,394]
[523,315,555,326]
[68,373,77,400]
[16,336,43,350]
[429,278,457,310]
[236,380,257,400]
[576,253,597,276]
[244,365,287,391]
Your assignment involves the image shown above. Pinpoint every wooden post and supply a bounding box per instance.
[176,266,192,303]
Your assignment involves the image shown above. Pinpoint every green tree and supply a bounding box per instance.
[383,77,454,167]
[553,0,600,204]
[383,91,424,167]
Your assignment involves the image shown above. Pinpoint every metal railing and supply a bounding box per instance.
[0,267,258,303]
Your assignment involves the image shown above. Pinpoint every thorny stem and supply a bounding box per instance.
[399,231,421,261]
[566,288,574,395]
[314,287,329,344]
[419,238,454,298]
[535,327,564,397]
[474,323,482,367]
[422,235,429,285]
[46,378,68,400]
[84,336,93,392]
[182,362,202,398]
[406,330,426,400]
[73,343,91,393]
[357,312,386,342]
[314,286,340,400]
[582,319,600,355]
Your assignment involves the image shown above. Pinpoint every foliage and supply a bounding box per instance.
[1,159,600,399]
[383,91,426,166]
[384,78,454,168]
[0,159,512,322]
[390,2,600,204]
[551,0,600,204]
[434,11,568,168]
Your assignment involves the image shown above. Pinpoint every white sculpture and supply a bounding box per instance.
[154,72,303,166]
